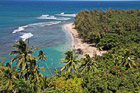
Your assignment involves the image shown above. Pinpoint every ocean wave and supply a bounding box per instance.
[42,14,49,17]
[12,25,28,34]
[56,17,71,21]
[56,12,76,17]
[29,21,61,26]
[12,21,61,33]
[20,33,33,41]
[37,15,71,20]
[37,15,57,20]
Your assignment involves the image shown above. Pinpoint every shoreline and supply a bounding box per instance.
[63,24,75,49]
[64,23,106,57]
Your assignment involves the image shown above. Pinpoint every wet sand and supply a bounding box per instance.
[64,23,106,57]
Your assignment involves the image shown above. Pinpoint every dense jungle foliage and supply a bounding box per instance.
[1,9,140,93]
[74,8,140,50]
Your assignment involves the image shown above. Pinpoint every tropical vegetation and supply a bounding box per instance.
[1,9,140,92]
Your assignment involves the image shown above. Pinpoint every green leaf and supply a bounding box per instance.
[22,62,26,70]
[39,67,45,71]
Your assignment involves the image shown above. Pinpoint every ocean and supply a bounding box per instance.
[0,1,140,76]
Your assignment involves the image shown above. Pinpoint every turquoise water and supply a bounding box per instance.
[0,1,140,76]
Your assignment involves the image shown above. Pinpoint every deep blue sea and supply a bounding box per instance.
[0,1,140,76]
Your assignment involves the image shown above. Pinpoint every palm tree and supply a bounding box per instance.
[79,54,98,74]
[123,56,136,68]
[0,63,19,92]
[60,50,79,73]
[112,47,136,68]
[14,79,31,93]
[28,60,45,92]
[38,50,53,76]
[10,39,39,79]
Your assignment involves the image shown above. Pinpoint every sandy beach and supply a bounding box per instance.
[64,23,106,57]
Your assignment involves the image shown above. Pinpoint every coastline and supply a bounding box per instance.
[64,23,106,57]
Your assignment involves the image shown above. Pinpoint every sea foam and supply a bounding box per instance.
[13,21,61,41]
[56,12,76,17]
[12,25,28,33]
[29,21,61,26]
[56,17,71,21]
[37,15,71,20]
[37,15,57,19]
[20,33,33,41]
[12,21,61,33]
[42,15,49,17]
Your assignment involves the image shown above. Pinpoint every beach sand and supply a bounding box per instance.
[64,23,106,57]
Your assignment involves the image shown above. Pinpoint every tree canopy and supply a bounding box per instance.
[1,8,140,92]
